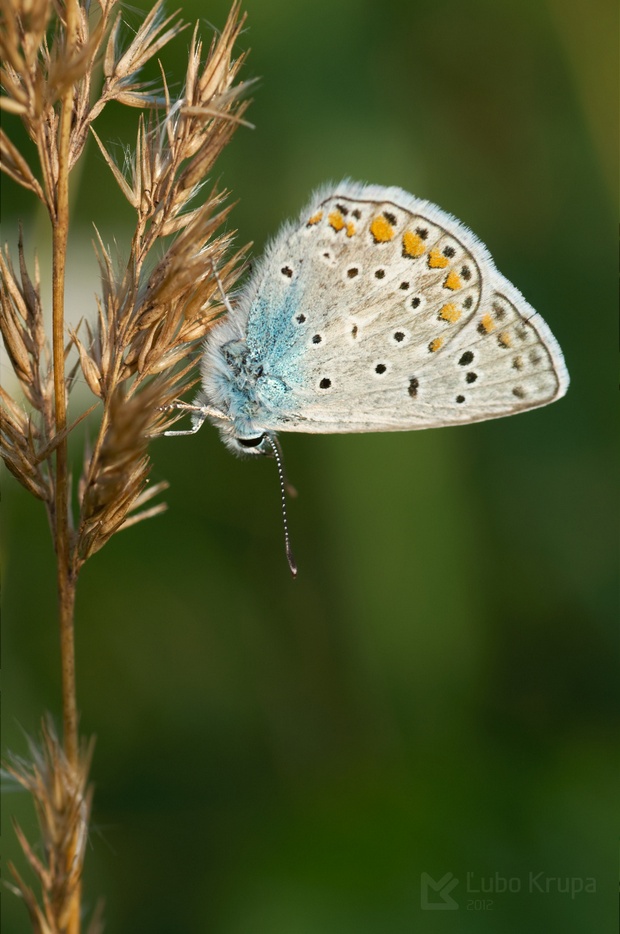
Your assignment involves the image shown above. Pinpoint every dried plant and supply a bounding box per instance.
[0,0,250,929]
[4,721,100,934]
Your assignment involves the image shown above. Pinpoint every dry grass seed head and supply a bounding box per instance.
[77,379,159,561]
[4,718,95,933]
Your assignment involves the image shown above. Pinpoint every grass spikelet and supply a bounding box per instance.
[5,719,98,934]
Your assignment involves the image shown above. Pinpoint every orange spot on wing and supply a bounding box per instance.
[498,331,512,347]
[480,313,495,333]
[346,221,356,237]
[429,337,444,353]
[307,211,323,226]
[444,270,462,290]
[369,216,395,242]
[438,303,462,323]
[428,250,449,269]
[402,231,426,257]
[328,210,345,232]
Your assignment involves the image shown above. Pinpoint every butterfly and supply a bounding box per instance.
[166,181,569,573]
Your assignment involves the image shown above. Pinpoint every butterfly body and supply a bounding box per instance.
[195,181,569,456]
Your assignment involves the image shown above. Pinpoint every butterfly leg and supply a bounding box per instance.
[161,401,222,436]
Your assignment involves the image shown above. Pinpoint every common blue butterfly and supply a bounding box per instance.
[166,181,569,572]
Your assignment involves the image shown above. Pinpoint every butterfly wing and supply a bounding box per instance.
[241,182,568,434]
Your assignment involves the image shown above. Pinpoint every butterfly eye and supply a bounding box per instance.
[237,435,265,448]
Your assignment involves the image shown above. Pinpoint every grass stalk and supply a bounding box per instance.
[53,4,81,926]
[1,1,251,928]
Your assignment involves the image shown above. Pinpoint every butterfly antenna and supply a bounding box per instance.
[264,434,298,578]
[210,259,236,315]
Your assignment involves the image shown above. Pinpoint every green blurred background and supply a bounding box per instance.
[1,0,616,931]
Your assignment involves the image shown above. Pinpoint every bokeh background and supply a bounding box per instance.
[2,0,616,931]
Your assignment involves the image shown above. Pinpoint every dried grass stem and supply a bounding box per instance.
[1,1,250,929]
